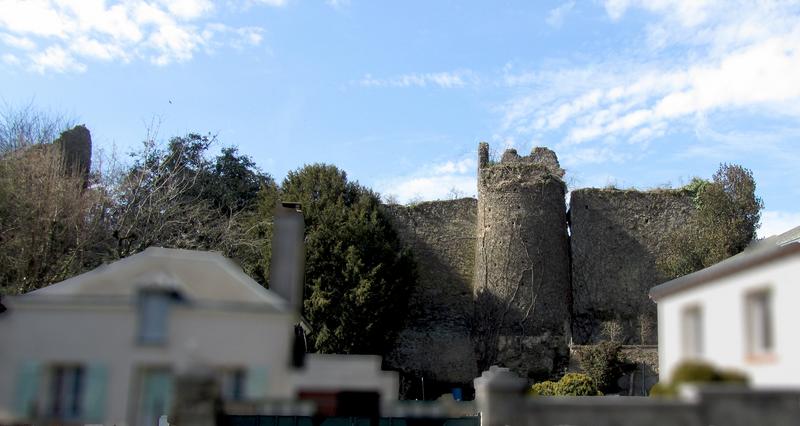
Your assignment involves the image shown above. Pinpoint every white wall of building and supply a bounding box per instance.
[658,252,800,386]
[0,300,296,425]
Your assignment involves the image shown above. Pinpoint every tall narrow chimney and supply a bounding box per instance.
[269,202,305,314]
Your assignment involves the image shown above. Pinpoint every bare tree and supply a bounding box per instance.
[0,144,109,295]
[0,102,73,153]
[601,320,624,344]
[446,187,465,200]
[102,130,270,280]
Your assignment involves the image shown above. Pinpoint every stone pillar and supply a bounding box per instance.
[474,366,526,426]
[169,370,221,426]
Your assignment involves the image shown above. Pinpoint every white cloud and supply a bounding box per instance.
[0,33,36,50]
[759,210,800,239]
[560,145,630,168]
[360,70,477,89]
[30,45,86,73]
[546,1,575,29]
[161,0,214,20]
[0,0,272,73]
[376,156,477,203]
[254,0,287,6]
[325,0,350,9]
[603,0,715,27]
[2,53,20,65]
[498,0,800,165]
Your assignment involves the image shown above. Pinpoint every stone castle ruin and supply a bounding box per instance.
[384,143,697,396]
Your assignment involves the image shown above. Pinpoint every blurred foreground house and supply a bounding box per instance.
[0,246,398,425]
[650,226,800,386]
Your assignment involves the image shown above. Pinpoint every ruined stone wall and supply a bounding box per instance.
[381,145,704,389]
[55,124,92,177]
[569,188,696,345]
[382,198,479,387]
[474,145,572,380]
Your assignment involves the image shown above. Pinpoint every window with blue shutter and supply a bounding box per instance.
[137,369,173,426]
[245,366,268,400]
[13,361,40,419]
[81,364,108,423]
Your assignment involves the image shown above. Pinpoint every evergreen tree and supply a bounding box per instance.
[270,164,416,355]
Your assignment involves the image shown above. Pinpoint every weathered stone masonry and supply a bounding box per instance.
[474,144,572,379]
[569,188,695,345]
[383,199,479,388]
[383,144,696,393]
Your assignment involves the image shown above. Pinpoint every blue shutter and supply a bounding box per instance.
[13,361,40,419]
[81,364,108,423]
[245,366,269,400]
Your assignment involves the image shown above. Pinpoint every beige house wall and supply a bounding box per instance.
[0,300,296,425]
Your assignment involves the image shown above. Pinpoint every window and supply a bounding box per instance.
[220,369,246,402]
[136,368,173,426]
[745,289,774,356]
[138,291,171,345]
[48,365,85,421]
[681,305,703,358]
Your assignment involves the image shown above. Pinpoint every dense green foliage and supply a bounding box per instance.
[266,164,416,355]
[659,164,763,279]
[530,373,602,396]
[650,361,749,398]
[529,380,558,396]
[577,341,624,392]
[557,373,602,396]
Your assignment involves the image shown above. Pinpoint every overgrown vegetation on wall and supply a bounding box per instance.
[658,164,763,279]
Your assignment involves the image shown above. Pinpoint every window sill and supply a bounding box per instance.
[136,339,167,347]
[745,352,777,364]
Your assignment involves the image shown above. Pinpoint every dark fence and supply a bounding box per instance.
[224,416,480,426]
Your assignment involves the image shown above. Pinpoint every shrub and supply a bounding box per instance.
[650,361,749,398]
[648,382,676,397]
[529,381,558,396]
[716,369,748,385]
[578,341,623,392]
[671,361,718,385]
[556,373,602,396]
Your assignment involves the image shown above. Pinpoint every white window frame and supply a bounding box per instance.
[137,290,172,345]
[745,288,774,357]
[681,305,703,359]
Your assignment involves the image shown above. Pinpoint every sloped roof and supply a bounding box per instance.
[650,225,800,301]
[751,224,800,248]
[21,247,289,311]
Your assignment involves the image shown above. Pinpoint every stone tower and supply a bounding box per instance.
[474,143,572,379]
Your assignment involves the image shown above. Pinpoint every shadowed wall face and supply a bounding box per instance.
[569,189,696,345]
[382,198,479,388]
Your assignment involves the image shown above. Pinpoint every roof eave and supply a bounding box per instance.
[649,241,800,302]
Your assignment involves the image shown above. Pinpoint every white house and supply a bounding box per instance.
[0,247,298,425]
[0,246,399,425]
[649,226,800,387]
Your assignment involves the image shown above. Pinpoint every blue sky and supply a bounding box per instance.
[1,0,799,237]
